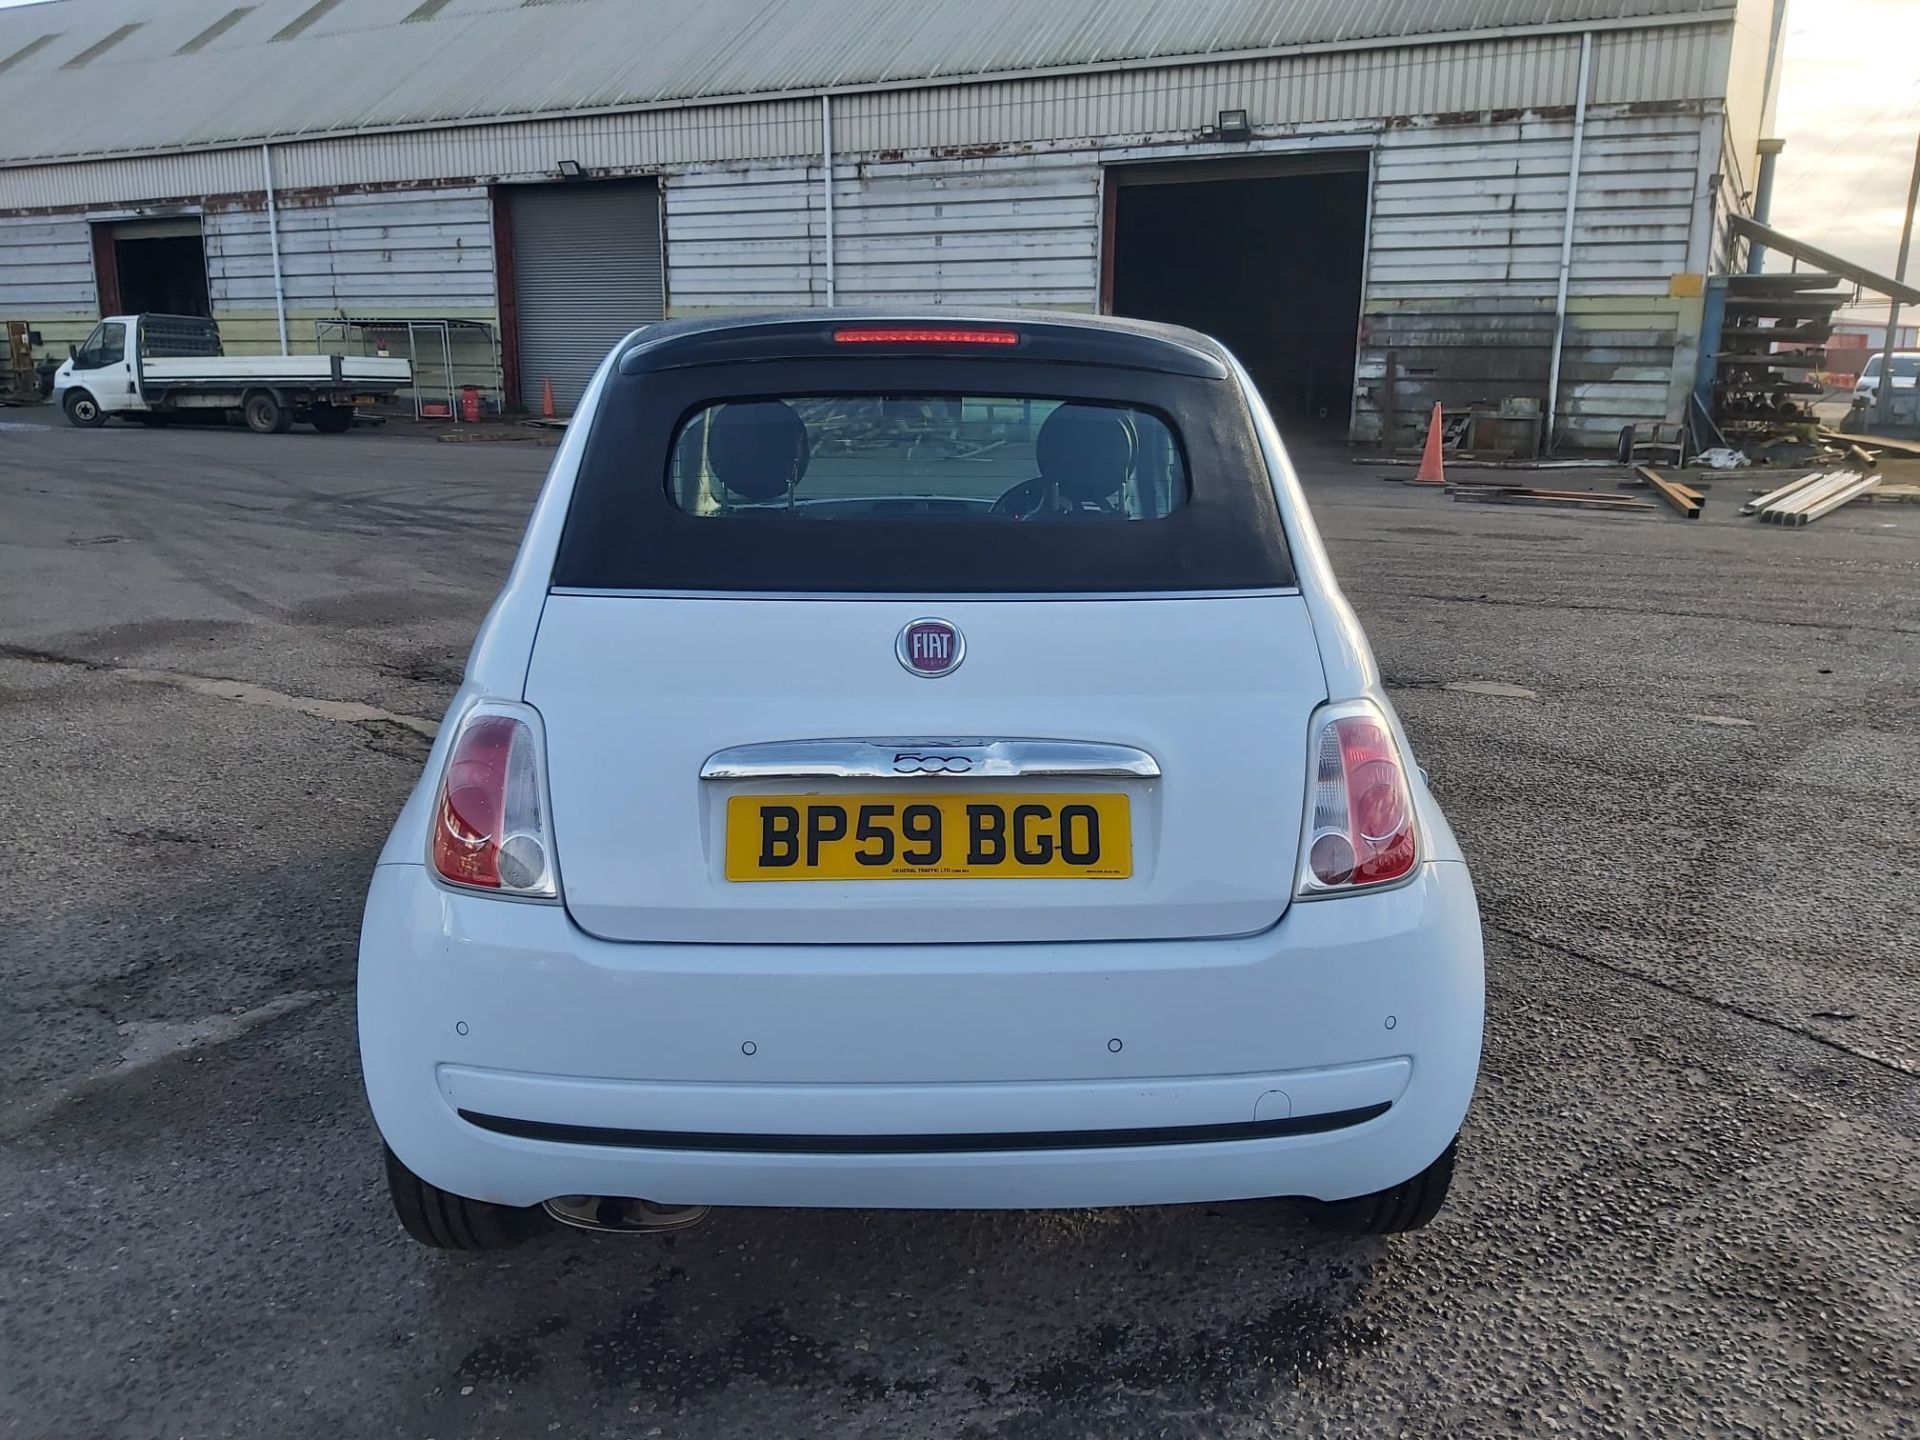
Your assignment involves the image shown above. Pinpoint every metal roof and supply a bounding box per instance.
[0,0,1733,166]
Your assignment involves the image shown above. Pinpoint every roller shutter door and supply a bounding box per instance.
[508,180,663,412]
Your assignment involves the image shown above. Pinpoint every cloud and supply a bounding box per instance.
[1769,0,1920,283]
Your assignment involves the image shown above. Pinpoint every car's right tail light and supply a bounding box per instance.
[429,701,558,900]
[1296,700,1419,898]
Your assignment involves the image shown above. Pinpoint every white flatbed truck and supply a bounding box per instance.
[52,314,412,434]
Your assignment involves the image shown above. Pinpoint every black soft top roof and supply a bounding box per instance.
[617,309,1231,380]
[556,310,1292,594]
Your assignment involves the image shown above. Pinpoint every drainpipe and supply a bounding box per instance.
[260,143,289,355]
[1745,138,1786,274]
[820,94,837,306]
[1545,31,1592,453]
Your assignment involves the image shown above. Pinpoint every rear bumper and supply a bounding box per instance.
[358,862,1483,1209]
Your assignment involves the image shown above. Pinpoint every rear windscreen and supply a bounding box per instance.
[553,354,1294,593]
[667,397,1187,522]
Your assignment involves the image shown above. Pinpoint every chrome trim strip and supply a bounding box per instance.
[701,738,1161,781]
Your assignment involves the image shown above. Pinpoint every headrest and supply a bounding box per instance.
[1035,404,1135,503]
[706,401,810,502]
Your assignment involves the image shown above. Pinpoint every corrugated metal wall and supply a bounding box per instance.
[1720,0,1782,197]
[0,215,99,357]
[833,152,1101,308]
[1712,117,1748,275]
[665,150,1102,312]
[0,215,96,312]
[1367,113,1699,301]
[672,150,1081,313]
[203,187,495,313]
[832,26,1726,153]
[660,107,1708,445]
[1356,108,1706,447]
[198,185,500,401]
[667,163,824,312]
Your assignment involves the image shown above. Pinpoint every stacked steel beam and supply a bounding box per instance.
[1714,272,1851,436]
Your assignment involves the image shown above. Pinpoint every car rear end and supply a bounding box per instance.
[1854,352,1920,406]
[358,313,1483,1235]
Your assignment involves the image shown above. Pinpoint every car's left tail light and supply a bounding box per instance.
[1296,699,1419,898]
[429,702,558,899]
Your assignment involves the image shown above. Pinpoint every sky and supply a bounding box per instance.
[1767,0,1920,288]
[0,0,1915,285]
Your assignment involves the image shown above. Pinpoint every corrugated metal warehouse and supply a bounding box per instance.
[0,0,1787,446]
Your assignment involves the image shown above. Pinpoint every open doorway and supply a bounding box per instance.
[93,218,210,317]
[1105,157,1369,431]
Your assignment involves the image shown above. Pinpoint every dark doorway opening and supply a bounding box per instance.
[117,235,210,316]
[1107,163,1368,430]
[99,224,210,317]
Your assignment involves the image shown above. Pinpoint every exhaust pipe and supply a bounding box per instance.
[544,1195,710,1234]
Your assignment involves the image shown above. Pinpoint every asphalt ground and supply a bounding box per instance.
[1,414,1916,1440]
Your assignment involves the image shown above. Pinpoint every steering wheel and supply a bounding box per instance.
[991,477,1051,518]
[991,477,1121,519]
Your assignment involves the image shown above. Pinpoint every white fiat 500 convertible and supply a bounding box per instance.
[358,312,1484,1248]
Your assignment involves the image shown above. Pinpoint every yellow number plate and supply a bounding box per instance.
[724,792,1131,881]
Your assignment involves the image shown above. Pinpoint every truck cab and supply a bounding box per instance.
[56,317,132,422]
[54,315,210,425]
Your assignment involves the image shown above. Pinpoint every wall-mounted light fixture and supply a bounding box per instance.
[1216,109,1252,142]
[557,159,587,180]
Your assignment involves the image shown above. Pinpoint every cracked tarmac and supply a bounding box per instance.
[1,421,1916,1439]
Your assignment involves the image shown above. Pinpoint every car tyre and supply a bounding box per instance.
[1312,1137,1458,1235]
[243,392,292,435]
[63,390,106,428]
[382,1144,547,1251]
[309,404,354,434]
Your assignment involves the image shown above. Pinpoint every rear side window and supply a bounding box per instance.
[555,351,1294,594]
[667,397,1187,522]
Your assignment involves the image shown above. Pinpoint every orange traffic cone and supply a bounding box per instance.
[1409,402,1447,485]
[540,377,556,420]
